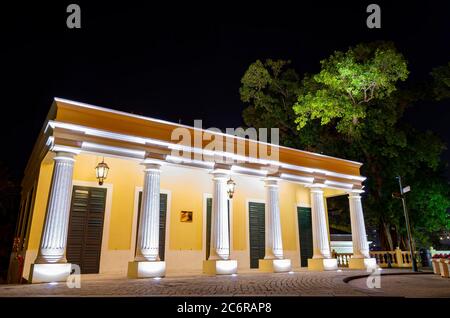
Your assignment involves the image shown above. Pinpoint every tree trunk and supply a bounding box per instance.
[382,220,394,250]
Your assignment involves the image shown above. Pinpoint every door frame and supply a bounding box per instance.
[71,180,113,274]
[202,193,234,260]
[245,198,265,269]
[131,186,172,260]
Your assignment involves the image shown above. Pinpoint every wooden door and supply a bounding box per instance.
[297,207,313,267]
[66,186,107,274]
[249,202,265,268]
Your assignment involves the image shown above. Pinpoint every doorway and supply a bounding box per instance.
[66,186,107,274]
[248,202,265,269]
[297,206,313,267]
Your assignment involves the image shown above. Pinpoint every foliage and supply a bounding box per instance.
[407,176,450,247]
[293,42,409,138]
[240,42,450,249]
[431,62,450,100]
[240,59,303,148]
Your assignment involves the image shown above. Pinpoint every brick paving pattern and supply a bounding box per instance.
[0,269,449,297]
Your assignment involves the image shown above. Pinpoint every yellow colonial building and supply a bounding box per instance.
[10,98,375,283]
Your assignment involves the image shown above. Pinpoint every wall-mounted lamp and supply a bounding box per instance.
[227,178,236,199]
[95,158,109,186]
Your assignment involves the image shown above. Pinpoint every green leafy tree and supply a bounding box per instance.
[240,59,302,148]
[241,42,450,250]
[293,42,409,138]
[406,176,450,248]
[240,59,343,153]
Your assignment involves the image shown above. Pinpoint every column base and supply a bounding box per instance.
[259,259,292,273]
[29,263,72,284]
[348,257,377,270]
[203,259,237,275]
[127,261,166,278]
[308,258,338,271]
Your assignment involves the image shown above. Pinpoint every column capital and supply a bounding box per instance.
[347,189,364,198]
[51,145,81,156]
[264,177,279,187]
[142,163,161,172]
[307,184,326,193]
[211,169,230,180]
[53,151,76,162]
[142,158,164,168]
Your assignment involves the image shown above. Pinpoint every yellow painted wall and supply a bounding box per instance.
[28,153,325,258]
[71,154,143,250]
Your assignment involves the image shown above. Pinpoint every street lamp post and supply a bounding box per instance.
[396,176,418,272]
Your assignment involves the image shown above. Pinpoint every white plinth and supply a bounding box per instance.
[29,263,72,283]
[127,261,166,278]
[203,259,237,275]
[259,259,292,273]
[348,257,377,270]
[308,258,338,271]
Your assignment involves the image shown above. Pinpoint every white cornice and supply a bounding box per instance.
[53,97,363,166]
[48,121,365,182]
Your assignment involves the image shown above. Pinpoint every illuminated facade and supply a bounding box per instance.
[9,98,375,283]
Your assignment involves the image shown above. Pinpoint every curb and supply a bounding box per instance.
[343,270,433,283]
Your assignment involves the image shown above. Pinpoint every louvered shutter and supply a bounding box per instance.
[205,198,212,260]
[249,202,265,268]
[66,186,106,274]
[298,207,313,267]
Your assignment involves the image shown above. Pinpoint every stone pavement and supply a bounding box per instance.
[0,269,449,297]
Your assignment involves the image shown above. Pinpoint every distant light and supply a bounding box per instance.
[288,271,294,274]
[231,274,238,277]
[153,277,162,280]
[337,269,342,272]
[48,282,58,286]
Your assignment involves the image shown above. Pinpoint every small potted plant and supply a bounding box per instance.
[439,254,449,278]
[432,254,442,275]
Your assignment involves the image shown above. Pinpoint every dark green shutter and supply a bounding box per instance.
[249,202,265,268]
[297,207,313,267]
[158,193,168,261]
[67,186,107,274]
[136,192,167,261]
[205,198,231,260]
[205,198,212,259]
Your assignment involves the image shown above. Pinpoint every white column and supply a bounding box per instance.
[209,170,230,260]
[136,163,161,261]
[348,192,370,258]
[36,152,75,264]
[310,186,332,259]
[264,178,283,259]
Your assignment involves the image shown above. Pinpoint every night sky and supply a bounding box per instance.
[1,1,449,179]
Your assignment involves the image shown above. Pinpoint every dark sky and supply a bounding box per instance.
[1,1,449,179]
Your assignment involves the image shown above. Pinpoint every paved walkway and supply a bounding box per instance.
[0,269,449,297]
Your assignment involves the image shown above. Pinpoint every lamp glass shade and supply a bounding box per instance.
[95,160,109,185]
[226,178,236,199]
